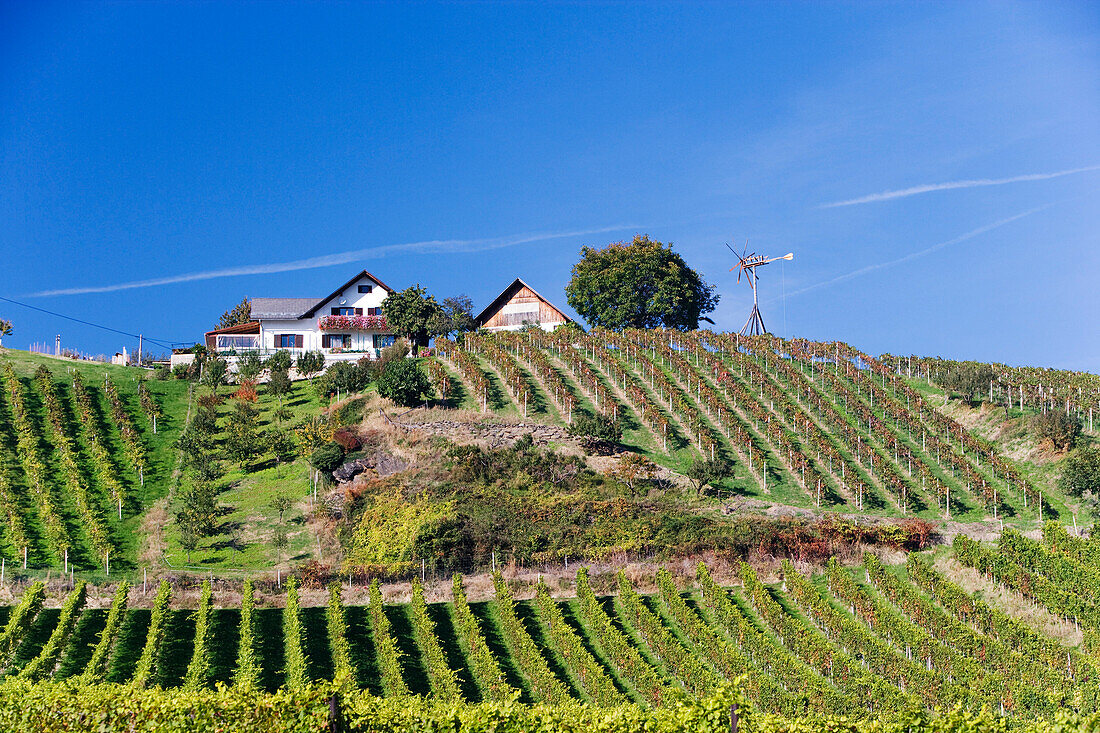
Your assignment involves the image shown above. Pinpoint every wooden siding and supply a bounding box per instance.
[482,285,568,329]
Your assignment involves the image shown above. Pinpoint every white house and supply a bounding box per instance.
[205,269,398,362]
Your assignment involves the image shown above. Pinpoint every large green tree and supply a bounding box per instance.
[382,285,444,352]
[565,235,719,331]
[0,318,11,347]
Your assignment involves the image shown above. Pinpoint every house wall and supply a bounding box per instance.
[482,285,569,331]
[255,274,395,354]
[311,276,389,317]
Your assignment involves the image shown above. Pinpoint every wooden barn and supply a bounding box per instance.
[474,278,573,332]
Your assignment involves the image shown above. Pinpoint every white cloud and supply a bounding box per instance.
[783,207,1046,298]
[820,165,1100,208]
[29,225,637,297]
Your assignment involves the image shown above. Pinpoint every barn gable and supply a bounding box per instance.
[475,278,572,331]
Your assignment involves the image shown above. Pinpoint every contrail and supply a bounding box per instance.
[783,207,1045,299]
[820,165,1100,208]
[29,225,637,297]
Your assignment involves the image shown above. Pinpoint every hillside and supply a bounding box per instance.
[0,528,1098,724]
[0,328,1094,579]
[1,339,1099,728]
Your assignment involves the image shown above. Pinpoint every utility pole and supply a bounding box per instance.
[137,335,142,366]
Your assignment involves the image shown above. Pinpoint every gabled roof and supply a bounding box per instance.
[300,269,395,317]
[248,269,397,321]
[475,278,572,326]
[251,298,321,320]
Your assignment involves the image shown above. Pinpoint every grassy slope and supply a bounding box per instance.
[0,349,189,571]
[161,379,328,572]
[0,348,340,575]
[907,377,1095,528]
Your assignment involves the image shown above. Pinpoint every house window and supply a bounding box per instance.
[373,334,396,349]
[367,307,382,316]
[322,334,352,349]
[276,334,302,348]
[358,285,373,294]
[216,335,258,350]
[331,307,361,316]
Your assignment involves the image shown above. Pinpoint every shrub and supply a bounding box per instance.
[376,338,410,373]
[568,413,622,443]
[234,580,259,690]
[296,351,326,382]
[183,581,214,690]
[1059,445,1100,498]
[268,368,292,404]
[265,350,292,373]
[1031,410,1082,451]
[310,441,346,474]
[131,581,172,688]
[271,431,297,464]
[282,579,308,689]
[195,392,223,409]
[81,581,130,683]
[232,382,258,403]
[20,582,86,681]
[376,358,430,407]
[333,428,361,452]
[316,361,372,398]
[200,357,228,390]
[236,352,264,382]
[610,453,659,495]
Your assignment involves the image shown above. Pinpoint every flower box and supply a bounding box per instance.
[317,315,388,332]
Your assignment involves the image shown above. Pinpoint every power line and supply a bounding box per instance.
[0,295,183,349]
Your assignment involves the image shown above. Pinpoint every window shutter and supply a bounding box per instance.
[355,308,363,316]
[322,334,330,348]
[275,334,282,348]
[295,335,303,348]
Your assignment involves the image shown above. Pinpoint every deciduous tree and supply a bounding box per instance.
[382,285,444,353]
[237,352,263,382]
[295,350,325,383]
[1059,445,1100,498]
[377,358,431,407]
[225,401,265,467]
[428,295,476,339]
[566,235,719,331]
[686,455,732,496]
[268,368,292,406]
[200,357,228,392]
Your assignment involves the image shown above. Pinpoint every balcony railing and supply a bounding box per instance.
[317,314,388,332]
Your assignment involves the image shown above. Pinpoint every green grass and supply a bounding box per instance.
[7,607,59,673]
[0,349,190,570]
[54,607,107,679]
[155,609,196,688]
[206,607,241,686]
[105,609,152,683]
[163,380,327,572]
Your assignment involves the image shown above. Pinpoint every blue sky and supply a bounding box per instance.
[1,1,1098,368]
